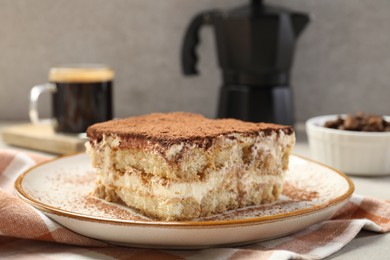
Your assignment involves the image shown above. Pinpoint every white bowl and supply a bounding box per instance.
[306,114,390,176]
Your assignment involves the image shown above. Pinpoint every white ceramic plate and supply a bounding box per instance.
[15,153,354,249]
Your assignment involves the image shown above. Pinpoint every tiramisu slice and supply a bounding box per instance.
[86,112,295,221]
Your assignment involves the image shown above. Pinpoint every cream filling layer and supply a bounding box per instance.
[98,168,284,204]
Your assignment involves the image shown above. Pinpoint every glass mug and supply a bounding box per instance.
[29,64,114,133]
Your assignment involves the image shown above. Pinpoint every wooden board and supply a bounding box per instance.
[1,124,86,154]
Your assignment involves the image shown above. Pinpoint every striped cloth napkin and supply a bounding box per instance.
[0,149,389,260]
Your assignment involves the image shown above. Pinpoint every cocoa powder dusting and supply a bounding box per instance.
[83,196,151,221]
[282,183,319,201]
[58,171,96,185]
[200,201,294,221]
[86,112,293,147]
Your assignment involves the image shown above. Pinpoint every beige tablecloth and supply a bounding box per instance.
[1,149,389,259]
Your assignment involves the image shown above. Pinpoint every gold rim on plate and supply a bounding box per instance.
[14,153,355,228]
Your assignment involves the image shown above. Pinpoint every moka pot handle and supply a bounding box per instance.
[181,10,219,75]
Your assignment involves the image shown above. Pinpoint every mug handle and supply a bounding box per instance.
[29,83,57,125]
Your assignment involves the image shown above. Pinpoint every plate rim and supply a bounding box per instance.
[14,153,355,228]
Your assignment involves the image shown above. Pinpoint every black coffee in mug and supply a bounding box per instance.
[30,65,114,133]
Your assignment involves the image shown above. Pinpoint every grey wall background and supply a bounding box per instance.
[0,0,389,123]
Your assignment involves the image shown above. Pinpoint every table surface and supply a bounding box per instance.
[1,122,389,260]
